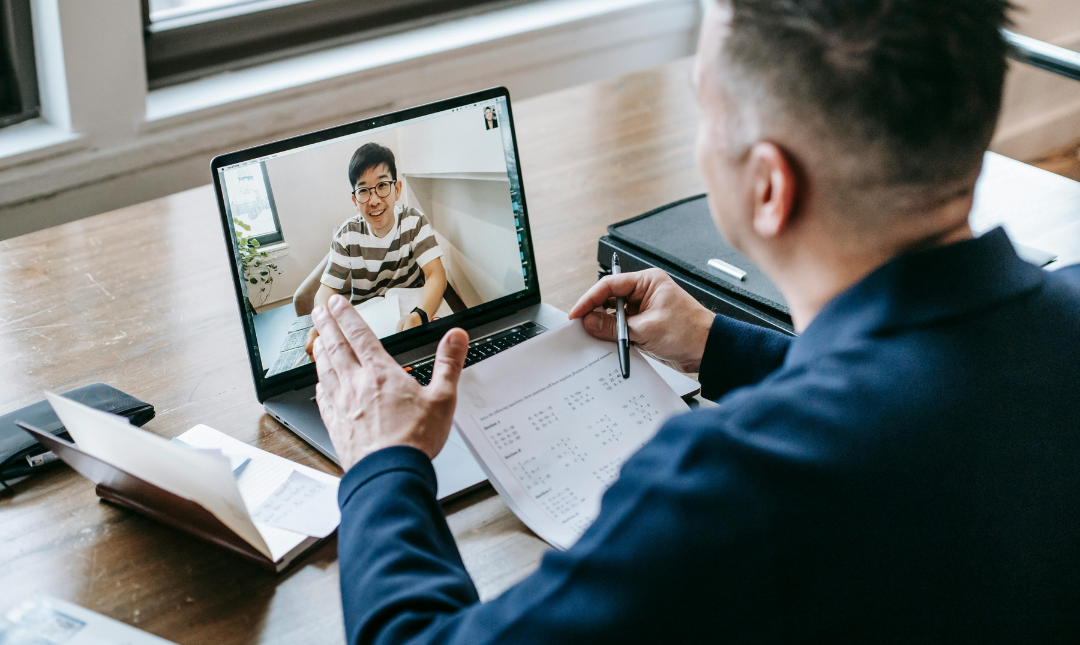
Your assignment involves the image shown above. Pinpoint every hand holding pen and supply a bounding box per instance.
[568,267,717,375]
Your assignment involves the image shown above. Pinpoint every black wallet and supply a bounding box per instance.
[0,383,155,485]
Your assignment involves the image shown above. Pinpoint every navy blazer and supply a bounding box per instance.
[337,229,1080,644]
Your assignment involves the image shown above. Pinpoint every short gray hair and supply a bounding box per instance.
[716,0,1012,193]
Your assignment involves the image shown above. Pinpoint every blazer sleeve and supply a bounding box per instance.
[337,413,780,645]
[698,315,793,401]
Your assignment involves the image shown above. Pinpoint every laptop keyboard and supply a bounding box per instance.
[404,321,546,386]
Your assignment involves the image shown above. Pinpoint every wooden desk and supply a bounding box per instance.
[1,57,1078,644]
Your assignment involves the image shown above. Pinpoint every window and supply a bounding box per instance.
[142,0,525,88]
[0,0,39,129]
[222,162,284,246]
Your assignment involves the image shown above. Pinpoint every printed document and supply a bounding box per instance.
[454,322,690,550]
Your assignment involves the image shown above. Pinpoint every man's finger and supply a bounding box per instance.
[582,309,618,341]
[429,328,469,399]
[312,303,362,372]
[568,272,649,320]
[312,336,342,394]
[327,295,391,365]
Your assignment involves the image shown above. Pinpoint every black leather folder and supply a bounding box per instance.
[598,195,795,335]
[0,383,154,485]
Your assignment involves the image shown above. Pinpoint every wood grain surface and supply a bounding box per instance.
[1,57,1078,644]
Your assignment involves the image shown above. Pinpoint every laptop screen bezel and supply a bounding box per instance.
[211,87,541,402]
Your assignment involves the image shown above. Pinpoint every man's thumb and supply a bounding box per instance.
[430,328,469,396]
[583,310,618,341]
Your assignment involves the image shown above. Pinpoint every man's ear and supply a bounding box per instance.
[395,180,403,196]
[747,142,797,238]
[351,193,361,212]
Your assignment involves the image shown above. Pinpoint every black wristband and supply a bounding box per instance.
[411,307,429,325]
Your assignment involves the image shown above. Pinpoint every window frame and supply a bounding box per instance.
[142,0,526,88]
[0,0,40,129]
[222,161,285,247]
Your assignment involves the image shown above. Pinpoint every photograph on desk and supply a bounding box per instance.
[217,98,532,379]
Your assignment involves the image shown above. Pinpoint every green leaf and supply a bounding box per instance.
[250,239,260,247]
[248,278,258,284]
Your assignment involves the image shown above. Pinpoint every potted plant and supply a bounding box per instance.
[234,217,281,309]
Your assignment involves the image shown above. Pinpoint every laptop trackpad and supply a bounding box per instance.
[433,428,487,500]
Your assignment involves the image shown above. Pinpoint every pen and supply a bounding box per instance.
[707,257,747,281]
[612,252,630,379]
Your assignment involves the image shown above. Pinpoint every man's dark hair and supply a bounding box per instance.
[721,0,1012,187]
[348,143,397,188]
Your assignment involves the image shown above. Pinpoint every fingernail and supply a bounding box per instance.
[448,330,467,350]
[585,312,601,332]
[329,295,348,313]
[312,306,326,320]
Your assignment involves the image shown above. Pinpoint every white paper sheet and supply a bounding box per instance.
[2,595,176,644]
[252,470,340,538]
[176,424,341,561]
[453,322,690,550]
[386,286,454,320]
[169,437,249,474]
[355,293,401,338]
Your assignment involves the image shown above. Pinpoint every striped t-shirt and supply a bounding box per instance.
[321,205,443,304]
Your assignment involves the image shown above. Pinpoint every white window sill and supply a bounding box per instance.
[260,242,290,259]
[144,0,669,127]
[0,119,83,171]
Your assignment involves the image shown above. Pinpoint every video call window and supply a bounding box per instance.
[219,98,530,380]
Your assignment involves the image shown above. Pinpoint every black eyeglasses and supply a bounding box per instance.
[352,181,394,203]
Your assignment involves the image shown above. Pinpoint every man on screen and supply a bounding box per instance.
[306,143,446,356]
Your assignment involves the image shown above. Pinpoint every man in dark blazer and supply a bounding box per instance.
[308,0,1080,642]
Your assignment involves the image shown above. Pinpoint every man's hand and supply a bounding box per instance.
[569,268,714,373]
[396,312,423,333]
[311,295,469,471]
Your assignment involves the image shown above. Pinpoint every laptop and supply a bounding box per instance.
[211,88,698,501]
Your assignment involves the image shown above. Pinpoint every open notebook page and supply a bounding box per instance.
[453,322,690,550]
[176,425,340,561]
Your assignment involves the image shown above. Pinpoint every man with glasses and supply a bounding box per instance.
[305,143,446,357]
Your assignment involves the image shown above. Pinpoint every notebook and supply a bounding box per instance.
[20,394,340,572]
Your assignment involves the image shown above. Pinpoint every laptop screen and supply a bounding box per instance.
[213,91,537,387]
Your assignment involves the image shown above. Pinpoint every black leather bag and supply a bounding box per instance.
[0,383,154,486]
[598,194,795,335]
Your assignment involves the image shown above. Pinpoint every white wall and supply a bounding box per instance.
[397,105,509,176]
[398,102,525,307]
[407,176,524,307]
[993,0,1080,159]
